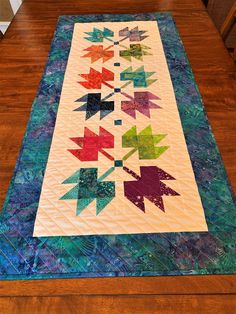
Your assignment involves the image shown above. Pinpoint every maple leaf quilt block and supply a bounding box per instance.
[82,45,114,63]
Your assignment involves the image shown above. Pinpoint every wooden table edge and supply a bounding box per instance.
[0,274,236,296]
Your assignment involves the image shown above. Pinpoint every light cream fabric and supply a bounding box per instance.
[33,21,208,237]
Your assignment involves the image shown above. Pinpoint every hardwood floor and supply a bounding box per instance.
[0,0,235,313]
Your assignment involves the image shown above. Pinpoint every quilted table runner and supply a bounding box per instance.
[0,13,235,279]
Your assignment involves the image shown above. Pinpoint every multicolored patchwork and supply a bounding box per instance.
[120,66,157,87]
[68,127,114,161]
[122,125,168,160]
[121,92,161,118]
[74,93,114,119]
[79,67,114,89]
[33,20,208,236]
[119,44,151,61]
[84,27,114,42]
[123,166,179,212]
[119,26,148,42]
[82,45,114,63]
[61,167,115,215]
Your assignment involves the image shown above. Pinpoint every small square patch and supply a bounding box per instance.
[114,119,122,125]
[114,62,120,67]
[114,160,123,167]
[114,88,121,93]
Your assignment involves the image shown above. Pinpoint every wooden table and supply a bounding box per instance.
[0,0,236,313]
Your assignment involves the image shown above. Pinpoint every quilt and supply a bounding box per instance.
[0,13,235,279]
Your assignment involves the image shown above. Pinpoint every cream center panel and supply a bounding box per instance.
[33,21,208,236]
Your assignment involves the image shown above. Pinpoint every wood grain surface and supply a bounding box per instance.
[0,0,236,313]
[1,295,236,314]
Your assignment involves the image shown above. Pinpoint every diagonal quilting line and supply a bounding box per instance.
[36,194,79,237]
[159,232,218,266]
[114,231,170,272]
[127,232,171,272]
[11,221,62,273]
[126,200,230,263]
[83,200,141,271]
[51,236,97,273]
[111,193,196,270]
[69,237,119,273]
[36,213,67,236]
[145,233,178,260]
[111,189,165,235]
[71,208,135,272]
[121,197,192,252]
[0,247,21,274]
[175,177,235,228]
[146,232,187,260]
[209,201,236,225]
[50,178,188,247]
[207,219,235,232]
[89,237,132,272]
[105,195,172,271]
[204,204,236,229]
[112,218,169,268]
[35,214,100,273]
[169,165,236,227]
[2,233,35,273]
[82,215,134,269]
[189,241,217,265]
[175,180,235,232]
[37,188,115,273]
[35,201,102,270]
[168,151,236,226]
[66,233,125,273]
[51,237,95,274]
[94,237,134,272]
[121,151,218,233]
[92,167,167,233]
[33,239,69,274]
[213,209,236,227]
[104,236,148,271]
[33,218,78,273]
[8,207,67,273]
[157,200,230,264]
